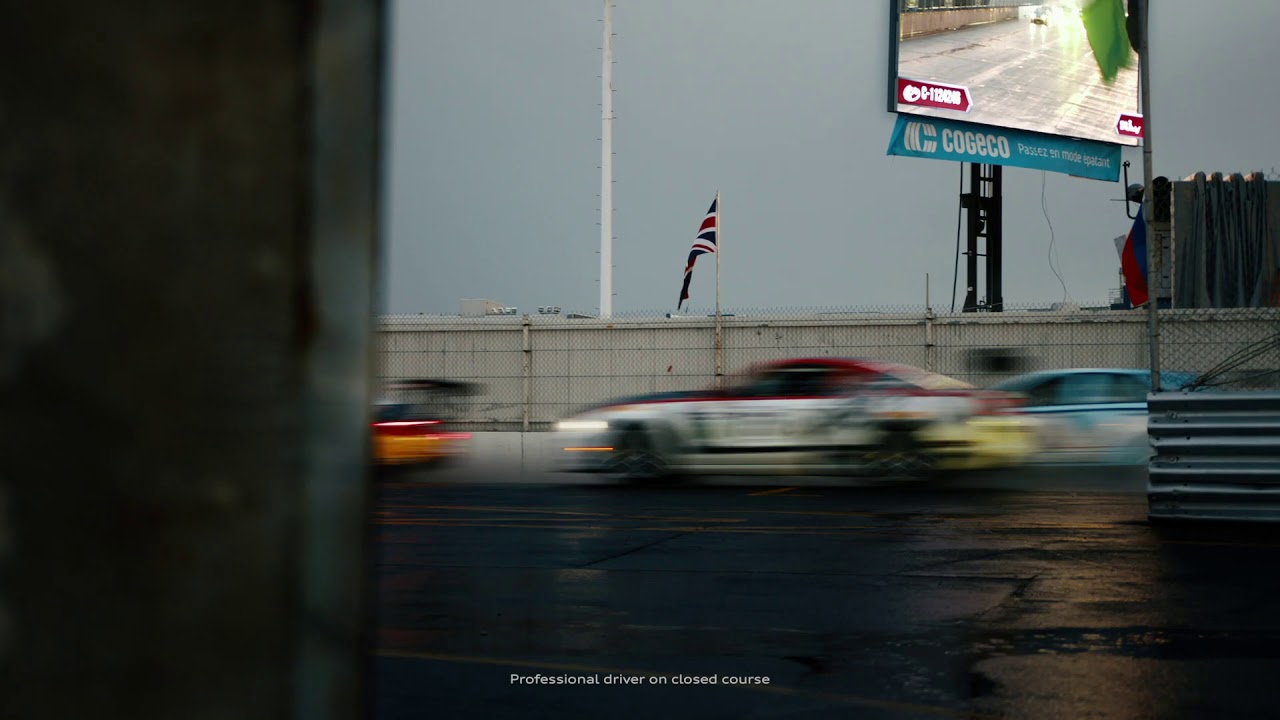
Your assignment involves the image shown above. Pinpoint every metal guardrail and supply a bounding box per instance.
[1148,391,1280,522]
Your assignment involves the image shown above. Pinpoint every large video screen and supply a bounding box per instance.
[889,0,1141,147]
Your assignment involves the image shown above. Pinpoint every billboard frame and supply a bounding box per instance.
[885,0,1141,149]
[886,1,901,114]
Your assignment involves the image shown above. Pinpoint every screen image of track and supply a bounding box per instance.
[893,0,1140,146]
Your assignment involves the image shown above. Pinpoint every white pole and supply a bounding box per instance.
[714,191,722,386]
[599,0,614,318]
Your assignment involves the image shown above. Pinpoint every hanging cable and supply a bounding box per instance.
[951,162,964,313]
[1185,330,1280,389]
[1042,171,1070,304]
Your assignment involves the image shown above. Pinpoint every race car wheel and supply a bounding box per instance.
[606,426,673,483]
[873,430,936,480]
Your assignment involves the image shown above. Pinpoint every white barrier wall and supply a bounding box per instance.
[379,308,1280,430]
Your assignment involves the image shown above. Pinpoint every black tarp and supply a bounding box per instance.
[1173,173,1280,308]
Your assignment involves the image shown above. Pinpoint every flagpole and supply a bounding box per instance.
[714,191,722,387]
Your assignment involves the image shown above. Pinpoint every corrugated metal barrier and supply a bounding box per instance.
[1148,391,1280,522]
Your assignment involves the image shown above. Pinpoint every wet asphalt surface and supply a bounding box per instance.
[371,467,1280,719]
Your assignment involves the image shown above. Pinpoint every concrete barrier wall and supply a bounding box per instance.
[900,7,1019,39]
[462,431,565,474]
[379,308,1280,430]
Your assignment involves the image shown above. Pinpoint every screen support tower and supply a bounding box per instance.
[961,163,1003,313]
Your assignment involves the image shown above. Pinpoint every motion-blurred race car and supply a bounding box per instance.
[371,379,477,470]
[991,368,1196,466]
[555,358,1033,481]
[1031,7,1050,25]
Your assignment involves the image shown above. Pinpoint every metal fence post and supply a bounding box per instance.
[522,318,532,432]
[714,322,724,389]
[925,309,936,372]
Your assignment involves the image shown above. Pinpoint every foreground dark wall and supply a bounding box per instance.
[0,2,383,718]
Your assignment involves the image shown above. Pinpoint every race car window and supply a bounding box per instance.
[829,372,880,395]
[1025,378,1067,407]
[1111,375,1151,403]
[787,369,839,396]
[736,372,781,397]
[1060,374,1119,405]
[739,368,834,397]
[374,403,408,422]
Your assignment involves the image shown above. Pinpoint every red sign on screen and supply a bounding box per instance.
[1116,113,1144,138]
[897,78,972,113]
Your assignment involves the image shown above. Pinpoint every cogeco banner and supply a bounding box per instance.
[886,114,1122,182]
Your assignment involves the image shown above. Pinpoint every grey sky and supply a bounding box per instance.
[381,0,1280,316]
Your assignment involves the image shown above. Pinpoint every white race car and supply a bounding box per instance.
[555,357,1033,482]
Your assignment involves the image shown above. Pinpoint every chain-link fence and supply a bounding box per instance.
[377,303,1280,431]
[1160,308,1280,390]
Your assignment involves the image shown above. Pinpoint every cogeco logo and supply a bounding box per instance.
[903,121,937,153]
[941,129,1011,159]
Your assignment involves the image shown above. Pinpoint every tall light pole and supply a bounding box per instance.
[1140,0,1161,392]
[599,0,614,318]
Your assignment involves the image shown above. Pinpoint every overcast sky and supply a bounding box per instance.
[380,0,1280,316]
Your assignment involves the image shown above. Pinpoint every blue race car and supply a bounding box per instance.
[990,368,1196,466]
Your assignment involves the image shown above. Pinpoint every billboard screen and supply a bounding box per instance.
[888,0,1141,147]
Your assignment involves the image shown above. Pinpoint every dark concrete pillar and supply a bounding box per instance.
[0,2,384,718]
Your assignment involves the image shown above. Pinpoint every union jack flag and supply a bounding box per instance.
[677,196,718,309]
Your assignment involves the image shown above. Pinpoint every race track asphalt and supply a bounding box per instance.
[370,466,1280,719]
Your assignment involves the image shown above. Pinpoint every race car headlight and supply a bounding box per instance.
[556,419,609,431]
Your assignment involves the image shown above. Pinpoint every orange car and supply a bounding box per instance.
[371,379,475,469]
